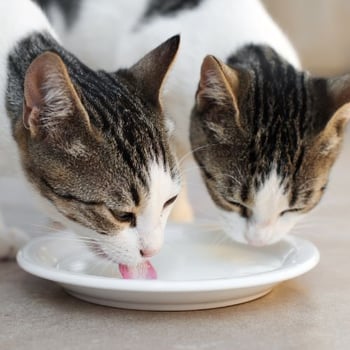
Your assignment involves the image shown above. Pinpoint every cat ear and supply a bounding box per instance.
[128,35,180,106]
[326,75,350,131]
[196,55,240,112]
[313,75,350,130]
[311,75,350,154]
[23,51,90,139]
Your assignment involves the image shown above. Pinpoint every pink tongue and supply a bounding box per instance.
[119,261,157,280]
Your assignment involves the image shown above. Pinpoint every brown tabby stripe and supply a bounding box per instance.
[6,32,173,191]
[39,177,103,206]
[227,45,310,189]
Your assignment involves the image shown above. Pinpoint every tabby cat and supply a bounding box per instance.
[0,0,181,278]
[36,0,350,245]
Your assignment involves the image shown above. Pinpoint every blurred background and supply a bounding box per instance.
[263,0,350,76]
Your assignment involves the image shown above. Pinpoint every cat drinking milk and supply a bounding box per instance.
[40,0,350,246]
[0,0,181,278]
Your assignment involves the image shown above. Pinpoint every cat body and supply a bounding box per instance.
[28,0,350,246]
[42,0,300,152]
[0,0,181,276]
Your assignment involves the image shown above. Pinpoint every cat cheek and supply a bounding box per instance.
[102,228,142,265]
[160,205,172,222]
[278,212,304,229]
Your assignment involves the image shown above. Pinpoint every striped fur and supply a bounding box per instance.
[191,45,350,245]
[1,0,181,264]
[31,0,350,245]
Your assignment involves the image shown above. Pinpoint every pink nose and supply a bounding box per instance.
[140,248,159,258]
[247,238,267,247]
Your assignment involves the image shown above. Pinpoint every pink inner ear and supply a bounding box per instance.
[24,54,53,110]
[23,53,60,134]
[22,52,77,137]
[23,102,39,130]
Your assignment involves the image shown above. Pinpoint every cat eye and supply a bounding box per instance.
[227,200,251,218]
[280,208,304,216]
[227,200,248,211]
[110,210,136,224]
[163,195,178,209]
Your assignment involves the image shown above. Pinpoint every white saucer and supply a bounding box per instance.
[17,223,319,311]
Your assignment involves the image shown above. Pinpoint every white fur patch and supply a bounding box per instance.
[137,161,180,254]
[220,169,303,246]
[246,170,289,245]
[0,0,57,175]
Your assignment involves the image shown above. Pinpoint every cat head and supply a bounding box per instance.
[191,45,350,246]
[15,35,181,266]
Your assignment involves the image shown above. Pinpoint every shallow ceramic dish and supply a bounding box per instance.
[17,223,319,311]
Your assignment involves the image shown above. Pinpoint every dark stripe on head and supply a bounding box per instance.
[302,189,313,204]
[226,45,312,182]
[130,185,140,206]
[289,186,299,207]
[240,182,250,202]
[40,177,103,206]
[143,0,205,19]
[7,32,175,213]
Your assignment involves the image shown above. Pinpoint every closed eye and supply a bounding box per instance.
[109,210,136,225]
[163,195,178,209]
[226,200,251,218]
[280,208,304,216]
[227,200,248,211]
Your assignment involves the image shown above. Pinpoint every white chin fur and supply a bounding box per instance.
[219,209,300,246]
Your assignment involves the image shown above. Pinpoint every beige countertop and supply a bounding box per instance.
[1,134,350,350]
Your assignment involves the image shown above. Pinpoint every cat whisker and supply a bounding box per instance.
[210,233,231,246]
[177,143,218,167]
[178,165,204,176]
[29,223,67,234]
[220,173,242,186]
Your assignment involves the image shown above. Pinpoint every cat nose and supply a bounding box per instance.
[246,225,273,246]
[246,237,267,247]
[140,248,159,258]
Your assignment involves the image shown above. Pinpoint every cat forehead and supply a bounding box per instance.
[72,72,169,162]
[75,70,146,118]
[122,160,180,198]
[141,161,180,207]
[229,46,315,134]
